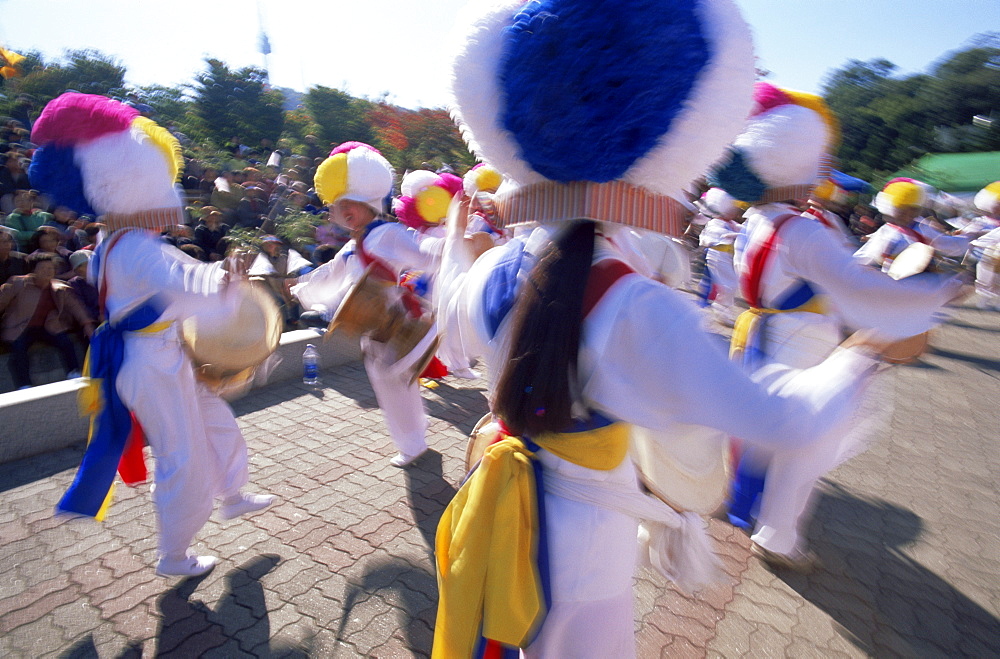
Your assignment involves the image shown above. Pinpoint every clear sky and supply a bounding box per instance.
[1,0,997,109]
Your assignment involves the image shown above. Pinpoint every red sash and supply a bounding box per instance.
[740,213,798,309]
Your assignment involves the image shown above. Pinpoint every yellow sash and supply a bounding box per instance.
[433,422,629,658]
[729,297,827,360]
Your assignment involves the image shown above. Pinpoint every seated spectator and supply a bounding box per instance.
[77,222,103,251]
[161,223,195,249]
[210,170,246,224]
[0,253,95,389]
[67,250,101,323]
[312,243,339,267]
[28,226,73,278]
[4,190,52,250]
[0,152,31,209]
[198,167,218,204]
[44,206,83,250]
[0,232,27,285]
[193,207,230,261]
[179,243,208,262]
[236,185,268,230]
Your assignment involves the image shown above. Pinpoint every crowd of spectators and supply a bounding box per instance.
[0,111,352,390]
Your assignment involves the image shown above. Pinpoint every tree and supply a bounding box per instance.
[822,36,1000,183]
[303,86,374,148]
[190,58,284,149]
[1,49,125,118]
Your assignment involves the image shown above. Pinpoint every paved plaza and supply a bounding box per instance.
[0,302,998,657]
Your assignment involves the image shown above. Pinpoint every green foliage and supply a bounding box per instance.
[132,84,192,128]
[304,86,374,148]
[366,103,476,173]
[273,210,323,251]
[824,34,1000,183]
[225,226,264,253]
[190,59,285,148]
[0,49,125,118]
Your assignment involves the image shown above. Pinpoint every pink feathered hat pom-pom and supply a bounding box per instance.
[330,141,383,157]
[394,196,423,228]
[749,82,792,118]
[438,172,464,197]
[31,93,139,146]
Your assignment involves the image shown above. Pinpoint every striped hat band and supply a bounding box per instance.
[102,207,185,232]
[494,181,687,236]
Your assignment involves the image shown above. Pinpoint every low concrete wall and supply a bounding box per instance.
[0,329,361,465]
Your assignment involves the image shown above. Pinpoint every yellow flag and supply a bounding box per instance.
[0,45,25,79]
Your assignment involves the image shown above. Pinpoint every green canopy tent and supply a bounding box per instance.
[892,151,1000,193]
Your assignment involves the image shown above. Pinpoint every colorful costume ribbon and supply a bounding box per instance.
[730,212,826,367]
[434,420,629,658]
[57,298,166,520]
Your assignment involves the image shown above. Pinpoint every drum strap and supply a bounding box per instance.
[889,223,928,245]
[739,212,799,308]
[354,220,398,283]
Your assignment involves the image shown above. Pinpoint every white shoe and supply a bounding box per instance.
[390,449,427,468]
[219,493,276,520]
[156,554,218,577]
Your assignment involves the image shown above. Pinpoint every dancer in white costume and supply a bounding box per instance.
[291,143,442,467]
[31,93,274,578]
[697,186,742,323]
[431,2,898,656]
[967,183,1000,308]
[855,178,970,272]
[709,84,964,568]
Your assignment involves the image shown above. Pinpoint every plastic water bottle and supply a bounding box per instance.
[302,344,320,386]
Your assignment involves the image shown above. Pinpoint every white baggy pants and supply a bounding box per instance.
[361,334,430,458]
[117,327,249,559]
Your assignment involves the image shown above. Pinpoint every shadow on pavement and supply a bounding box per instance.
[335,557,437,657]
[422,379,490,436]
[0,443,85,495]
[928,345,1000,372]
[59,635,142,658]
[404,450,459,551]
[154,553,313,656]
[944,319,1000,333]
[230,380,332,417]
[781,481,1000,656]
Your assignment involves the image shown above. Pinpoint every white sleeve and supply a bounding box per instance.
[580,277,878,450]
[367,223,441,273]
[434,240,511,371]
[853,226,891,267]
[104,232,226,321]
[917,223,970,257]
[787,221,961,338]
[290,251,354,319]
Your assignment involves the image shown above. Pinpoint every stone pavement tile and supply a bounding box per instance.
[0,574,81,635]
[341,593,402,655]
[89,570,161,619]
[1,613,72,656]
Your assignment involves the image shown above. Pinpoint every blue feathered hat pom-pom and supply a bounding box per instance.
[28,145,97,216]
[499,0,709,183]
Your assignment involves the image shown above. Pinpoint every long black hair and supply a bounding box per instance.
[493,220,596,436]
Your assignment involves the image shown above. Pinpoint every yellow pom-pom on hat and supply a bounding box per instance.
[315,153,349,206]
[415,185,454,225]
[874,179,927,217]
[885,181,925,208]
[132,116,183,183]
[315,142,394,214]
[974,181,1000,215]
